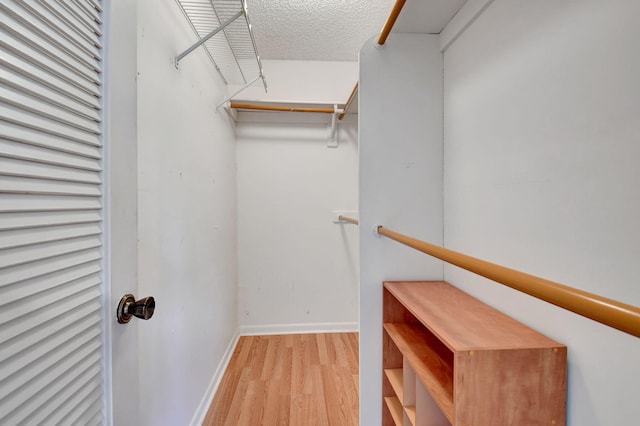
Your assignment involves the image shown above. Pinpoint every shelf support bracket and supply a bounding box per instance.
[216,74,263,110]
[175,9,244,68]
[328,104,343,148]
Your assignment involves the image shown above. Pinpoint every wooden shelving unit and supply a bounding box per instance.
[383,281,567,426]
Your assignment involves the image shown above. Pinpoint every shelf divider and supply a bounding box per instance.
[384,322,454,423]
[404,405,416,425]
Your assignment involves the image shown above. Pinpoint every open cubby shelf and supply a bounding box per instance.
[385,396,404,425]
[383,281,567,426]
[385,368,404,400]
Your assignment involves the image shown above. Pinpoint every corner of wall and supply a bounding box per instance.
[439,0,495,52]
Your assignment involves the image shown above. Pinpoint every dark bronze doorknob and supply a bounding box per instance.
[117,294,156,324]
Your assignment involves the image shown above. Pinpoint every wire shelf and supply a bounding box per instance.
[176,0,267,91]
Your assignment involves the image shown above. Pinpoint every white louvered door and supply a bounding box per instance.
[0,0,107,424]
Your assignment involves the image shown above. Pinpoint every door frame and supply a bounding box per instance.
[103,0,139,424]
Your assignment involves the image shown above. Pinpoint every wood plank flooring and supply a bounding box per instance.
[203,333,359,426]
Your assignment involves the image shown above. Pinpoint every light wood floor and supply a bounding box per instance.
[203,333,359,426]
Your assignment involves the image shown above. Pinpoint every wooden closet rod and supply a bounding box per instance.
[377,225,640,339]
[338,83,358,120]
[338,215,359,225]
[378,0,407,45]
[230,87,358,118]
[231,1,407,116]
[334,0,407,123]
[230,103,335,114]
[335,0,407,121]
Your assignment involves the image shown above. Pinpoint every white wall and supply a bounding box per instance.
[443,0,640,424]
[236,113,359,333]
[231,59,358,104]
[136,0,238,424]
[235,58,359,333]
[359,34,444,426]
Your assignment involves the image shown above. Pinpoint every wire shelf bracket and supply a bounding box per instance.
[175,0,267,93]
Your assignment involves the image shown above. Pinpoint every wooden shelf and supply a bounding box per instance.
[383,281,567,426]
[384,396,403,426]
[405,405,416,425]
[384,323,454,420]
[384,368,404,402]
[385,281,561,351]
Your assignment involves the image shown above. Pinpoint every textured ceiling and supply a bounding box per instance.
[246,0,468,62]
[246,0,393,61]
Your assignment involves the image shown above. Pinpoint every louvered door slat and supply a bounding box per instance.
[2,2,102,72]
[19,0,102,56]
[0,3,101,83]
[0,263,101,307]
[0,236,101,269]
[0,222,101,250]
[68,0,102,26]
[0,86,101,134]
[0,105,101,146]
[1,48,102,109]
[0,286,100,348]
[39,0,103,49]
[1,18,101,91]
[0,157,102,184]
[0,193,102,213]
[0,324,101,399]
[0,314,101,382]
[0,35,100,102]
[85,0,102,13]
[1,67,101,121]
[0,0,105,423]
[0,139,101,170]
[47,379,103,426]
[2,350,102,424]
[0,302,100,362]
[88,411,105,426]
[0,210,101,230]
[0,250,101,289]
[0,175,102,196]
[1,124,102,158]
[0,275,101,328]
[46,0,103,42]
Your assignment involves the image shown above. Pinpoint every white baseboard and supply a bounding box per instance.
[239,321,359,336]
[189,330,240,426]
